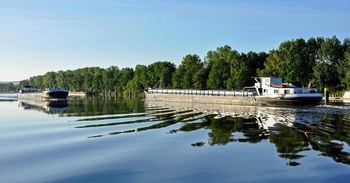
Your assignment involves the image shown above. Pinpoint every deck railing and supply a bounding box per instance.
[147,88,255,97]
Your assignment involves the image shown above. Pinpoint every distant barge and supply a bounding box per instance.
[145,77,323,106]
[17,86,69,102]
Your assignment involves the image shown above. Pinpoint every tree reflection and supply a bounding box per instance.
[18,96,350,167]
[176,115,266,145]
[207,117,238,145]
[206,116,266,145]
[65,98,350,167]
[266,111,350,166]
[305,112,350,165]
[269,126,309,166]
[65,97,145,116]
[174,108,350,166]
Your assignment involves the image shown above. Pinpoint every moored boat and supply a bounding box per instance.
[145,77,323,106]
[18,86,69,101]
[252,77,323,106]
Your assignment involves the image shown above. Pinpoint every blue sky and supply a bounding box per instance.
[0,0,349,81]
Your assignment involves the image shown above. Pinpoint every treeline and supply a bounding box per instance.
[0,83,16,93]
[260,36,350,90]
[18,36,350,96]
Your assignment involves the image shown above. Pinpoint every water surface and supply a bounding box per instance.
[0,96,349,183]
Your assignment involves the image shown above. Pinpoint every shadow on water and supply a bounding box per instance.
[16,96,350,167]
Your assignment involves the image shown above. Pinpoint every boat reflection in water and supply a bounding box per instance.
[0,94,18,101]
[19,98,68,113]
[143,99,350,166]
[65,97,350,167]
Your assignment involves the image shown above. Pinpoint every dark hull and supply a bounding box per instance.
[43,91,69,100]
[257,97,323,106]
[18,89,69,101]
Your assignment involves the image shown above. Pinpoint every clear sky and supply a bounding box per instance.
[0,0,349,81]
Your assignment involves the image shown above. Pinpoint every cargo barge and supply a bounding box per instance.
[17,86,69,102]
[145,77,323,106]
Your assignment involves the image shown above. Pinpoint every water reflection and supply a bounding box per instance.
[17,96,145,116]
[0,94,17,101]
[65,97,145,116]
[18,98,68,114]
[141,100,350,166]
[16,96,350,166]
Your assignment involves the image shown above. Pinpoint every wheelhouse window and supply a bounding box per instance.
[274,90,279,94]
[284,90,290,94]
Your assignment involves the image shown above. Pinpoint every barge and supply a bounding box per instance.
[17,86,69,102]
[145,77,323,106]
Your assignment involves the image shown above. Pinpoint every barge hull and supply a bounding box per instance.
[18,92,68,102]
[145,92,322,107]
[145,92,259,106]
[256,97,322,106]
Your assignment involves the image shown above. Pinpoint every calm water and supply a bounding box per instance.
[0,94,350,183]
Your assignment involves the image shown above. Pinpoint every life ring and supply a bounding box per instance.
[274,84,285,88]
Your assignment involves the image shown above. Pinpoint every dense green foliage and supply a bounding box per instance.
[259,36,350,90]
[18,36,350,96]
[0,83,16,92]
[172,54,204,89]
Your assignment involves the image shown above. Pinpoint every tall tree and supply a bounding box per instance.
[92,67,103,93]
[172,54,204,88]
[56,70,67,89]
[242,51,268,86]
[313,36,343,89]
[337,51,350,90]
[65,70,74,90]
[205,46,235,89]
[18,79,29,89]
[82,67,93,92]
[119,67,134,91]
[147,61,175,88]
[102,66,118,93]
[125,65,149,94]
[193,67,207,89]
[260,38,316,86]
[112,66,121,94]
[72,69,82,90]
[258,50,283,78]
[43,72,57,88]
[134,65,149,89]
